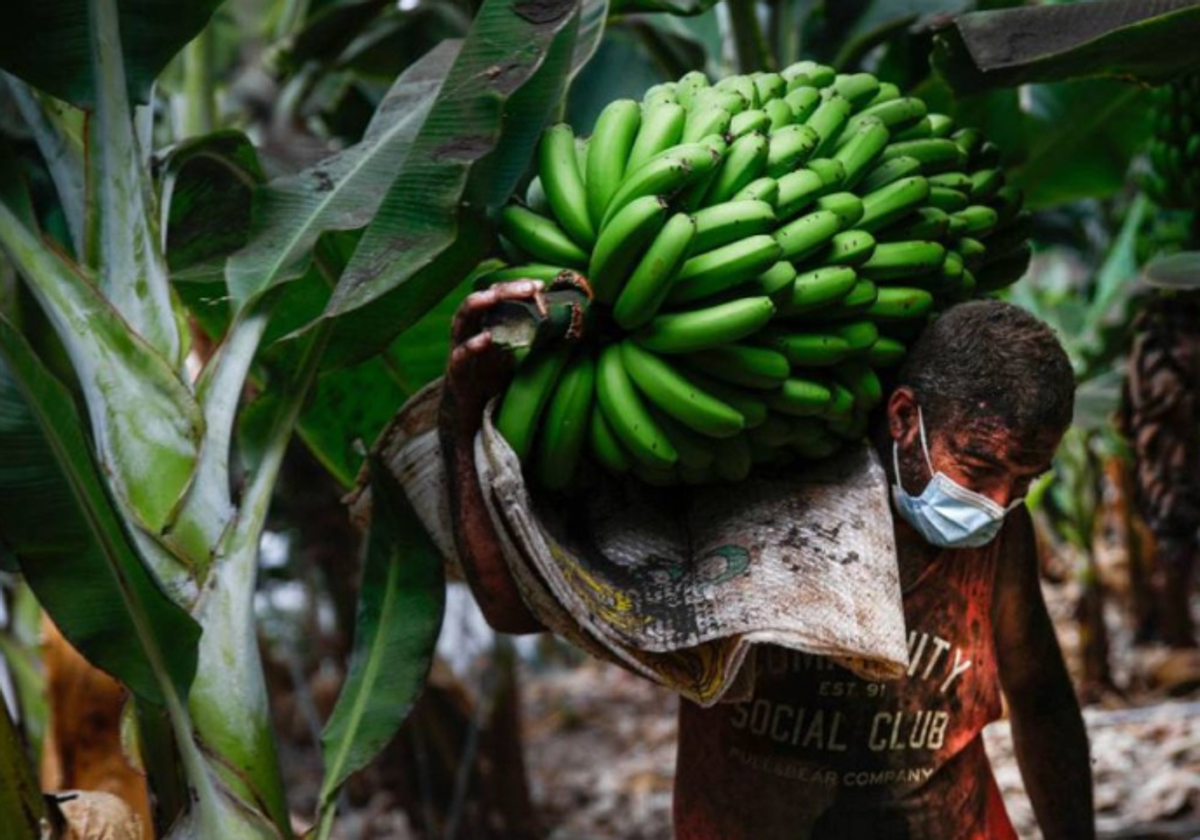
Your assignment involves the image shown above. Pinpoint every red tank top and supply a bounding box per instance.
[673,537,1017,840]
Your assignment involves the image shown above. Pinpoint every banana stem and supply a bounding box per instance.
[727,0,775,74]
[183,24,217,138]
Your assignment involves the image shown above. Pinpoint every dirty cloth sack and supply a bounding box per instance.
[371,380,909,707]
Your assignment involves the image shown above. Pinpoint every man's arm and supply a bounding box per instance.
[438,282,547,635]
[993,507,1095,840]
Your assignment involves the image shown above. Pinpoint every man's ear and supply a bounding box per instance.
[887,387,920,448]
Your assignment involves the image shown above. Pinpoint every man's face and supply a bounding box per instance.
[889,387,1061,508]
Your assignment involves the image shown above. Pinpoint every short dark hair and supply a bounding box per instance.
[895,300,1075,438]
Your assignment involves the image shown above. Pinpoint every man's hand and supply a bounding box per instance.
[440,279,545,445]
[438,279,547,636]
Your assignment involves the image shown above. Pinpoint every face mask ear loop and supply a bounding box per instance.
[916,405,935,475]
[892,441,906,494]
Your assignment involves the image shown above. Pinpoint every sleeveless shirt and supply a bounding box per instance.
[673,533,1017,840]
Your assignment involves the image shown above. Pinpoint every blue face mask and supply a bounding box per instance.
[891,408,1022,549]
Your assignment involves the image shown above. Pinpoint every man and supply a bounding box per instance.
[439,285,1095,839]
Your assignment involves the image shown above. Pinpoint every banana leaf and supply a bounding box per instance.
[0,0,222,108]
[316,455,445,829]
[0,317,200,705]
[933,0,1200,94]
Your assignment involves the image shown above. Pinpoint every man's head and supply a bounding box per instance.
[885,300,1075,543]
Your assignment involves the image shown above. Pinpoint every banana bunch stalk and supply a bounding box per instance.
[480,61,1031,490]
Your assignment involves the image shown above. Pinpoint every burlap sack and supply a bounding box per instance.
[365,380,909,707]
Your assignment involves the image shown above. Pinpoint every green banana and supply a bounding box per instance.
[621,341,744,438]
[859,240,946,281]
[805,158,846,190]
[589,401,633,474]
[765,98,796,131]
[957,236,988,269]
[586,100,642,228]
[588,195,669,304]
[681,367,769,429]
[540,124,594,247]
[951,127,984,162]
[600,142,720,228]
[498,206,589,267]
[754,72,787,104]
[534,351,596,490]
[687,343,790,389]
[757,328,850,367]
[682,106,733,144]
[992,185,1024,226]
[927,113,955,138]
[748,413,801,449]
[783,61,836,89]
[791,423,843,460]
[706,132,770,204]
[774,209,842,261]
[824,382,856,419]
[928,186,968,213]
[676,71,709,109]
[644,83,679,107]
[596,343,677,468]
[806,93,853,158]
[865,82,901,107]
[810,278,877,320]
[650,408,718,469]
[785,86,822,123]
[766,377,834,417]
[877,206,949,242]
[810,229,876,267]
[858,175,931,232]
[866,336,907,368]
[951,205,999,237]
[865,286,935,321]
[833,359,883,409]
[814,192,865,229]
[733,177,781,206]
[833,119,891,188]
[982,211,1033,259]
[835,320,879,356]
[879,138,966,174]
[693,87,749,116]
[716,75,758,108]
[858,155,922,193]
[827,408,870,441]
[779,265,858,314]
[730,108,771,139]
[891,117,932,142]
[613,212,697,330]
[637,296,777,353]
[751,260,798,297]
[832,72,880,108]
[691,200,777,253]
[927,172,972,191]
[472,263,574,288]
[667,234,783,305]
[766,124,820,177]
[495,345,571,461]
[626,102,687,175]
[848,97,927,134]
[774,169,827,219]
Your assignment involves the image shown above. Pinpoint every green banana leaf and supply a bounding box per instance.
[311,0,584,367]
[0,0,222,108]
[161,130,267,274]
[933,0,1200,94]
[0,697,41,840]
[0,317,200,705]
[1009,80,1151,209]
[316,455,445,828]
[0,201,203,584]
[609,0,719,13]
[224,40,457,307]
[567,26,671,131]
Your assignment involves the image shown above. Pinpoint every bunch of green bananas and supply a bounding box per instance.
[481,61,1031,490]
[1145,72,1200,209]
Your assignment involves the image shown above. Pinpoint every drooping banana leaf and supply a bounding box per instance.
[933,0,1200,94]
